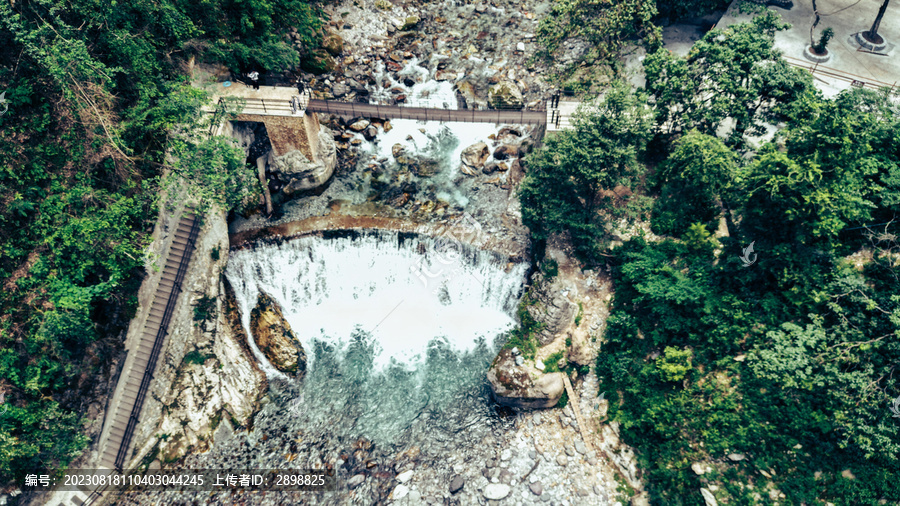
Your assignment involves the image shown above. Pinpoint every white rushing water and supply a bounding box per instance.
[352,58,529,206]
[225,231,527,375]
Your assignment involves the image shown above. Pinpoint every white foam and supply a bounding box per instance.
[225,231,526,375]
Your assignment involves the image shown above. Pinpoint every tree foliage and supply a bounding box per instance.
[537,0,661,66]
[594,83,900,504]
[0,0,322,484]
[643,11,814,145]
[651,130,738,236]
[519,83,652,258]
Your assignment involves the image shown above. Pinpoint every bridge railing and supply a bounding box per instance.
[306,99,547,124]
[208,93,549,124]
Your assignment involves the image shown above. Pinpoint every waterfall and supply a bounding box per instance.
[224,230,527,374]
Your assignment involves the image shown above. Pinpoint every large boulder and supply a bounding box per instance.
[322,33,344,56]
[249,292,307,376]
[460,141,489,170]
[273,126,337,194]
[488,80,524,110]
[566,326,595,367]
[487,349,565,409]
[455,80,487,110]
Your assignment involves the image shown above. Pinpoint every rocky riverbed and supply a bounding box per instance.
[106,1,645,504]
[109,371,627,506]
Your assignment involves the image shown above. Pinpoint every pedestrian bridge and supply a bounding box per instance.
[202,83,573,127]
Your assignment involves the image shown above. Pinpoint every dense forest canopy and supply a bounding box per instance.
[521,13,900,504]
[0,0,321,482]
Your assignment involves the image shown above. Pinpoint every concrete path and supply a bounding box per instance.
[717,0,900,96]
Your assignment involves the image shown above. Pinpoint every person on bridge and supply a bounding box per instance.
[296,80,306,95]
[291,95,302,115]
[248,70,260,90]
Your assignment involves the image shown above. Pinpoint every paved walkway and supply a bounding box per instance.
[546,100,581,132]
[716,0,900,96]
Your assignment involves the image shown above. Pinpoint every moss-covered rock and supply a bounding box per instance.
[322,33,344,56]
[249,292,307,376]
[487,80,524,110]
[400,15,420,30]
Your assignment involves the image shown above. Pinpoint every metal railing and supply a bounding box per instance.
[305,99,548,124]
[783,55,898,93]
[114,214,201,470]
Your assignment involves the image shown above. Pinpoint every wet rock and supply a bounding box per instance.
[487,349,565,409]
[449,475,464,494]
[488,80,524,110]
[249,293,306,376]
[348,118,370,132]
[460,142,489,170]
[322,33,344,56]
[497,127,522,143]
[363,125,378,141]
[529,481,543,496]
[492,144,519,160]
[483,483,511,500]
[519,138,536,155]
[482,161,508,174]
[456,80,486,109]
[435,69,455,81]
[396,469,414,483]
[392,143,405,159]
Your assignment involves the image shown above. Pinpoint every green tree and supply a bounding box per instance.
[656,346,693,382]
[537,0,660,66]
[742,89,896,247]
[519,83,652,259]
[651,130,738,236]
[643,11,814,145]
